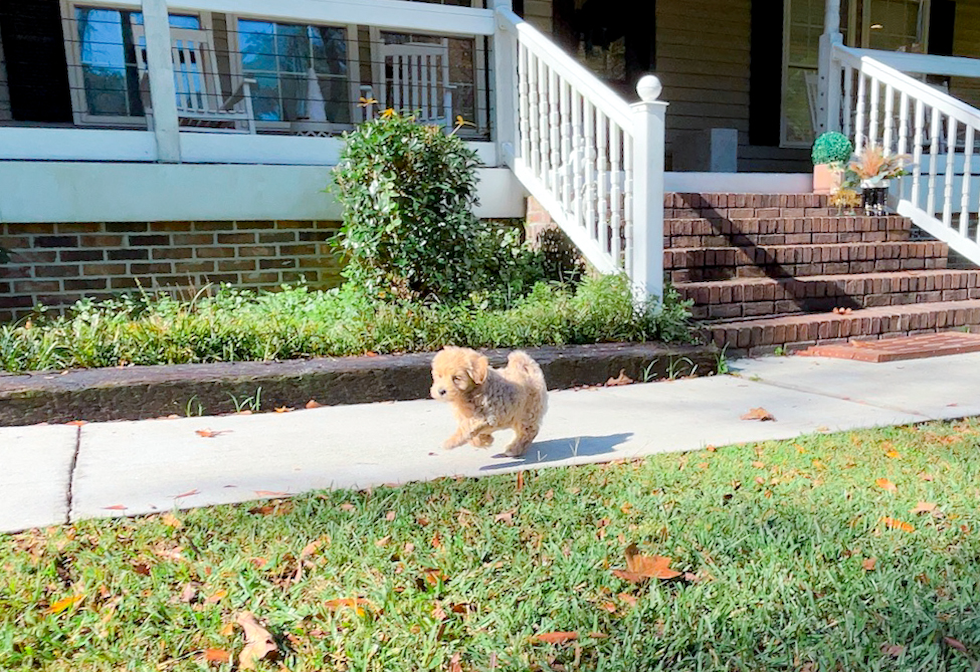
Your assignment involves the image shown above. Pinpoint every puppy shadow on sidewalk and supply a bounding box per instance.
[479,432,633,471]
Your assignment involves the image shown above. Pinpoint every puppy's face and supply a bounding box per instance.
[430,347,489,403]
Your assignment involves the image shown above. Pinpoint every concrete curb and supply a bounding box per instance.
[0,342,718,426]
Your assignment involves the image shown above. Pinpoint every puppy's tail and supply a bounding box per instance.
[506,351,547,390]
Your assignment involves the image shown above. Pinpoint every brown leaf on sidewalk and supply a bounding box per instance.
[102,504,127,511]
[195,429,231,438]
[274,406,293,413]
[740,407,775,421]
[605,369,634,387]
[173,489,199,499]
[236,611,278,670]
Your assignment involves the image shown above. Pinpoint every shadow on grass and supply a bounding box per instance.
[479,432,633,471]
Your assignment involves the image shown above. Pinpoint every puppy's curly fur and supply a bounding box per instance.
[430,346,548,457]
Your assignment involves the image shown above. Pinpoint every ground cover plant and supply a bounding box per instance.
[0,275,693,373]
[2,419,979,670]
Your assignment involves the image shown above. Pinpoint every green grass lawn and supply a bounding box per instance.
[2,420,980,671]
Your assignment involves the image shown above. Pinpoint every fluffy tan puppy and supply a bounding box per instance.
[430,346,548,457]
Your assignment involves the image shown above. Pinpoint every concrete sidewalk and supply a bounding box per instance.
[2,352,978,534]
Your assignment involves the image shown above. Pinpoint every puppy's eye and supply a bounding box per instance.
[452,375,462,383]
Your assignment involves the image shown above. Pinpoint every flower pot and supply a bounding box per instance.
[861,180,889,216]
[812,163,842,195]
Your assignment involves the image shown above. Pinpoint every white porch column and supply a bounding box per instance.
[141,0,181,163]
[817,0,844,134]
[492,0,517,168]
[630,75,667,304]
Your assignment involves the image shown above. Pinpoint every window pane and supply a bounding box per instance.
[239,20,276,72]
[784,67,816,144]
[277,24,308,73]
[281,73,306,120]
[251,74,282,121]
[74,7,142,117]
[312,26,347,77]
[83,67,128,115]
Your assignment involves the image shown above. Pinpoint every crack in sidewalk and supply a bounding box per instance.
[65,425,81,524]
[731,374,933,420]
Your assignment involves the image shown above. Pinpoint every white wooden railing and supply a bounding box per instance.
[830,43,980,264]
[495,5,666,302]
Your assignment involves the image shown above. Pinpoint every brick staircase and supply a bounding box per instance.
[666,193,980,357]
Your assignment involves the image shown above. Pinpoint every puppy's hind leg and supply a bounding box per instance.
[470,432,494,448]
[503,423,539,458]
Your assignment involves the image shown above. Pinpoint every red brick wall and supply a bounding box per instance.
[0,220,342,322]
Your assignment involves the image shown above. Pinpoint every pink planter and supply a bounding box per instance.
[812,163,842,195]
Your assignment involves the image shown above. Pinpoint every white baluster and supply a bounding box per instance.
[943,117,957,229]
[623,131,634,278]
[961,126,974,237]
[517,42,530,165]
[927,106,940,215]
[843,66,853,139]
[882,84,894,153]
[911,99,924,209]
[897,92,910,200]
[572,91,584,230]
[854,73,866,152]
[527,53,540,178]
[610,123,622,266]
[560,81,573,214]
[596,111,608,252]
[537,59,550,183]
[548,68,560,195]
[868,77,880,147]
[584,101,597,243]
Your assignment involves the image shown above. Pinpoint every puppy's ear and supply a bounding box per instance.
[468,354,489,385]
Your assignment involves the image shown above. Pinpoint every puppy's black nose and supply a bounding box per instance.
[438,389,447,396]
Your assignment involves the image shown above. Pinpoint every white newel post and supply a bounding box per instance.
[141,0,181,163]
[630,75,667,304]
[817,0,843,134]
[492,0,517,167]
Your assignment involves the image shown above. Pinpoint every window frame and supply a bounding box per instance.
[228,15,361,134]
[59,0,211,128]
[779,0,823,148]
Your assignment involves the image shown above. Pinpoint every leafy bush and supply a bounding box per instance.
[811,131,853,166]
[0,276,695,372]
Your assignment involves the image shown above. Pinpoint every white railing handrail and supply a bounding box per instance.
[496,7,633,131]
[833,43,980,135]
[839,46,980,79]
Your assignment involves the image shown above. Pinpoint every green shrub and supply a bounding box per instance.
[0,277,695,372]
[811,131,853,166]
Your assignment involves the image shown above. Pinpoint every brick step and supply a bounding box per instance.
[665,215,911,249]
[665,241,949,282]
[665,193,835,220]
[679,269,980,320]
[704,300,980,357]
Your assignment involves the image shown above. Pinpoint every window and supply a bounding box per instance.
[65,6,200,121]
[236,20,352,125]
[781,0,824,146]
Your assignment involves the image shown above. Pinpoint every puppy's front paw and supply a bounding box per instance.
[470,434,494,448]
[442,437,462,450]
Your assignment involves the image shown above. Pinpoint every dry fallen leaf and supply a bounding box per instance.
[195,429,231,438]
[516,471,524,491]
[875,478,898,493]
[324,597,371,617]
[741,407,775,421]
[202,648,232,664]
[880,643,905,657]
[248,501,293,516]
[751,461,765,469]
[305,399,322,409]
[910,502,937,515]
[881,516,915,533]
[206,589,228,604]
[339,503,356,512]
[173,489,199,499]
[613,543,682,582]
[161,512,183,528]
[274,406,293,414]
[885,450,901,459]
[102,504,127,511]
[253,490,289,498]
[236,612,278,670]
[448,652,463,672]
[531,631,578,645]
[944,636,968,653]
[917,472,935,481]
[47,594,84,615]
[606,369,634,387]
[862,557,877,571]
[66,420,87,427]
[385,511,396,522]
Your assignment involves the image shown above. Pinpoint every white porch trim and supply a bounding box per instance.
[0,162,524,223]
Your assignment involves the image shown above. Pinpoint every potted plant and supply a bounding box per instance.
[811,131,853,194]
[848,144,911,216]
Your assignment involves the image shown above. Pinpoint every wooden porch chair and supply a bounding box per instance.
[131,23,256,134]
[367,39,455,127]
